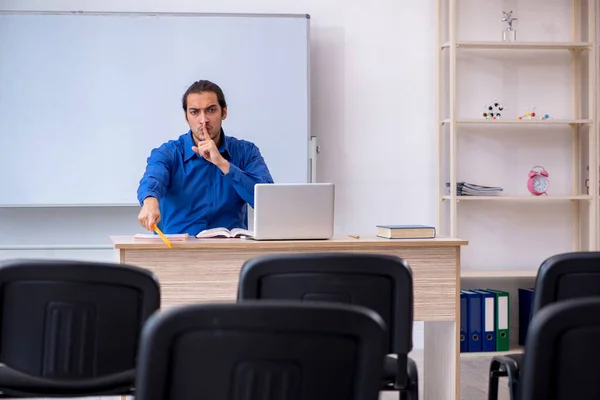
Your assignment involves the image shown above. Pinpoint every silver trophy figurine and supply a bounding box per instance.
[502,11,517,42]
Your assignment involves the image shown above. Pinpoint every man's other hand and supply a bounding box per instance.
[138,197,161,231]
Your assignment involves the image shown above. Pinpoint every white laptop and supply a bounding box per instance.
[251,183,335,240]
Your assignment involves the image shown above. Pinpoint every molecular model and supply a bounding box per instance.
[483,98,504,119]
[518,106,550,120]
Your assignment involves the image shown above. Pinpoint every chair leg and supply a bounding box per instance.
[507,374,520,400]
[489,357,521,400]
[488,359,504,400]
[406,357,418,400]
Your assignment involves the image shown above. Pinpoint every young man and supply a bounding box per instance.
[137,80,274,235]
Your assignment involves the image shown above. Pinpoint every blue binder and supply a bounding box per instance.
[460,291,467,352]
[518,288,535,346]
[472,289,496,352]
[462,290,482,352]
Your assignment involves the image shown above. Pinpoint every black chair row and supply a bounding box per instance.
[0,253,419,399]
[2,252,600,399]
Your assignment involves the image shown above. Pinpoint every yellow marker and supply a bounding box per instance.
[153,224,172,248]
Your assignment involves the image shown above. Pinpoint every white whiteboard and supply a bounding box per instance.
[0,11,310,206]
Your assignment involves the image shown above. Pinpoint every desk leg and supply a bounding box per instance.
[423,321,458,400]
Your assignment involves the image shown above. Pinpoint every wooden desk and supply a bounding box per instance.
[111,235,467,400]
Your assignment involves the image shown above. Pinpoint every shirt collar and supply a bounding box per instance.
[183,129,230,162]
[217,129,231,157]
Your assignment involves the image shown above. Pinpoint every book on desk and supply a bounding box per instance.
[376,225,436,239]
[195,227,253,238]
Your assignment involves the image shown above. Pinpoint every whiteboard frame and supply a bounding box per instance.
[0,10,310,18]
[0,10,314,207]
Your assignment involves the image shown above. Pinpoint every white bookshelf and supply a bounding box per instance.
[438,0,597,357]
[438,0,598,259]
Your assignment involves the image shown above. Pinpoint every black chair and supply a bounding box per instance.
[134,300,387,400]
[519,297,600,400]
[0,258,160,397]
[488,251,600,400]
[237,252,418,400]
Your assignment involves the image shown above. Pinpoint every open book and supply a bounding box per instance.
[196,227,253,239]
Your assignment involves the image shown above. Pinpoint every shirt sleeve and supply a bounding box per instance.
[136,145,174,205]
[225,143,274,207]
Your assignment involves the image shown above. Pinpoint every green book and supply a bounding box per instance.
[484,289,510,352]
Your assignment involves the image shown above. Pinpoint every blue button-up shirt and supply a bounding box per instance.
[137,129,274,235]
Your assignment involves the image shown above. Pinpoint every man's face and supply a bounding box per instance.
[185,92,227,144]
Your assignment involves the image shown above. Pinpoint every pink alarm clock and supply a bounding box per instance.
[527,165,549,196]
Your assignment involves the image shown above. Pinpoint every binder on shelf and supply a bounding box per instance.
[460,291,467,352]
[518,287,535,346]
[485,289,510,351]
[461,290,482,352]
[472,289,496,352]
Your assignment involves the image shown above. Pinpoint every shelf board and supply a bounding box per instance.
[460,346,524,358]
[442,195,592,201]
[441,41,592,50]
[441,118,591,125]
[461,269,537,278]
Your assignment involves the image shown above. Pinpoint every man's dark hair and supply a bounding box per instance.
[182,80,227,111]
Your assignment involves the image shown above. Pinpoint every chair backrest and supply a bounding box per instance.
[520,298,600,400]
[134,301,387,400]
[0,259,160,379]
[237,252,413,355]
[532,252,600,314]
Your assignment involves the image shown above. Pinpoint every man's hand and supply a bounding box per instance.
[192,127,230,174]
[138,197,161,231]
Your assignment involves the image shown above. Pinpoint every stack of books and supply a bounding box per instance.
[446,182,503,196]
